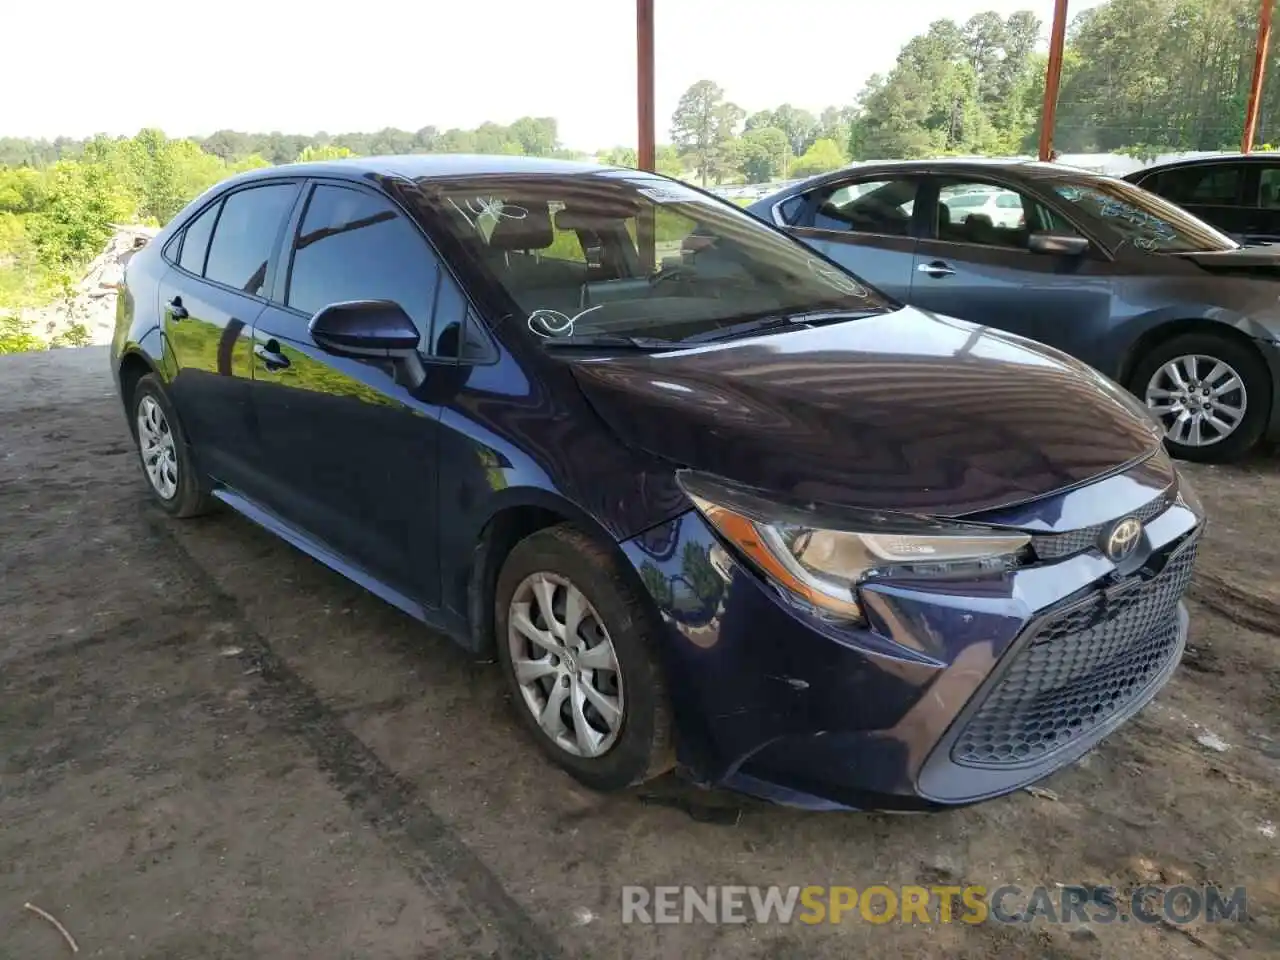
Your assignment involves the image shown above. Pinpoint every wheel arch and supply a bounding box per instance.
[1116,318,1272,390]
[116,349,160,420]
[459,488,628,658]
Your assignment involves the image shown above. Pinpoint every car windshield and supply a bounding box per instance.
[425,172,892,343]
[1049,177,1238,253]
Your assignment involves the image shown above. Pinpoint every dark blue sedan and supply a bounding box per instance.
[112,156,1204,810]
[749,160,1280,462]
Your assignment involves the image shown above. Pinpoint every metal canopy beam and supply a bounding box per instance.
[637,0,655,171]
[1243,0,1275,153]
[1038,0,1070,161]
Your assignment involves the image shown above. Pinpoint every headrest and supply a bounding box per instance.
[488,200,554,250]
[938,203,951,228]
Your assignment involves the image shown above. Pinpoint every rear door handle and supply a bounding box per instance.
[917,261,956,278]
[165,296,188,320]
[254,341,290,371]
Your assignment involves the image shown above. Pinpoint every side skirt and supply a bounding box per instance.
[211,487,472,648]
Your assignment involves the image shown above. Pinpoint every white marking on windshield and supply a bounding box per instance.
[806,258,870,297]
[527,305,604,338]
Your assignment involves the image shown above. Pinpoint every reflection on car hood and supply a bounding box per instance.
[566,307,1162,518]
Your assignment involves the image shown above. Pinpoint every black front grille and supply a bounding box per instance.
[952,537,1197,767]
[1031,492,1171,561]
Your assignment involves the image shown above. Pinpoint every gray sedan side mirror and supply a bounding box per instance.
[1028,232,1090,256]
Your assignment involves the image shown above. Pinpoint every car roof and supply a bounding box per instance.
[222,153,630,187]
[850,158,1060,170]
[785,158,1100,187]
[1134,153,1277,174]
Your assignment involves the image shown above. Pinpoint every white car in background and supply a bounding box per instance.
[941,189,1025,228]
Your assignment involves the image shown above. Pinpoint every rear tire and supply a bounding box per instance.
[494,523,674,791]
[1129,333,1271,463]
[128,374,215,518]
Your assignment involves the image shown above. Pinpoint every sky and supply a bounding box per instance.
[6,0,1107,151]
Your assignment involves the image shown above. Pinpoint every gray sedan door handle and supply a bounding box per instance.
[917,261,956,278]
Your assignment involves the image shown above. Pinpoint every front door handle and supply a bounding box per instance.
[917,261,956,278]
[165,296,188,320]
[254,341,291,372]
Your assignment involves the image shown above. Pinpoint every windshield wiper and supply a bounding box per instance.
[678,310,872,345]
[540,334,678,351]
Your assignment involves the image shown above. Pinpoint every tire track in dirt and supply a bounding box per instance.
[1188,572,1280,639]
[136,503,562,960]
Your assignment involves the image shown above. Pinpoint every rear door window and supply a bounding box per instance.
[806,178,919,236]
[932,180,1081,249]
[1258,167,1280,208]
[204,183,298,296]
[1156,164,1243,206]
[177,201,220,276]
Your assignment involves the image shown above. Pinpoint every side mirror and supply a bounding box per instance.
[309,300,420,359]
[1028,232,1089,256]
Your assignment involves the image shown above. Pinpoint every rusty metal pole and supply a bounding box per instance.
[637,0,656,171]
[1038,0,1070,161]
[1242,0,1274,153]
[636,0,657,272]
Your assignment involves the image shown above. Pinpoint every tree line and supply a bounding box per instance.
[6,0,1280,351]
[669,0,1280,184]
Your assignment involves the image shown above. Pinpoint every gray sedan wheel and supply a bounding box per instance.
[1130,333,1271,463]
[1144,353,1247,449]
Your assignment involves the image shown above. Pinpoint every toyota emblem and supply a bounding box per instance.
[1103,517,1143,562]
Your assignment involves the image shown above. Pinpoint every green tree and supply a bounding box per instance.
[791,138,849,177]
[739,126,791,182]
[817,106,856,157]
[602,145,638,168]
[28,159,133,273]
[769,104,819,156]
[0,167,46,214]
[508,117,559,156]
[229,153,273,174]
[200,129,253,162]
[115,130,223,224]
[437,128,479,153]
[0,313,44,354]
[671,80,744,185]
[296,144,354,162]
[655,145,685,179]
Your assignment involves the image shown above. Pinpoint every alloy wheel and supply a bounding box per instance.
[1144,353,1247,448]
[136,395,179,500]
[507,571,624,758]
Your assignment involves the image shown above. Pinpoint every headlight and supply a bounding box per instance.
[678,471,1030,621]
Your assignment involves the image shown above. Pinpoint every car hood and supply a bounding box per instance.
[566,308,1162,518]
[1168,246,1280,278]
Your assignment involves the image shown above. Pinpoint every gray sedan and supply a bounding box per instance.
[748,160,1280,462]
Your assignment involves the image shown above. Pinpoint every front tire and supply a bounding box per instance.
[129,374,214,518]
[1129,333,1271,463]
[494,524,674,791]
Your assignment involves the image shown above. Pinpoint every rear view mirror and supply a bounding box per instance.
[309,300,420,359]
[1028,232,1089,256]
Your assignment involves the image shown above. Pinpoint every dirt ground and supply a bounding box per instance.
[1,346,1277,960]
